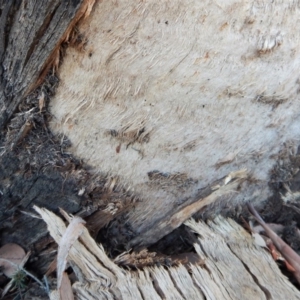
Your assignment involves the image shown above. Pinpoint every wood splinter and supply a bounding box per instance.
[129,169,248,249]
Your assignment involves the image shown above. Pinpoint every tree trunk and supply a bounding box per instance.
[0,0,95,270]
[49,0,300,246]
[1,0,300,298]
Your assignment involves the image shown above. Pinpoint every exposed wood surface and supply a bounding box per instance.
[188,217,300,299]
[49,0,300,239]
[36,206,300,300]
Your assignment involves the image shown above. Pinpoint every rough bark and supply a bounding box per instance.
[0,0,88,129]
[0,0,96,274]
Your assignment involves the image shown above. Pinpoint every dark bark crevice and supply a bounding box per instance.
[0,0,85,129]
[0,0,93,277]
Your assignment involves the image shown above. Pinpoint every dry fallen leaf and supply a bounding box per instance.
[60,272,74,300]
[57,216,86,290]
[0,243,26,278]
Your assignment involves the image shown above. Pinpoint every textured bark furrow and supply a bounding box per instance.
[0,0,85,128]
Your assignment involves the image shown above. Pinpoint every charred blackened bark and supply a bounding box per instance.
[0,0,90,274]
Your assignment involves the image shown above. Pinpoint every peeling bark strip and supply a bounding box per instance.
[36,206,300,300]
[0,0,95,129]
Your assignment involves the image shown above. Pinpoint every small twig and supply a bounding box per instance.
[43,275,50,295]
[1,278,13,298]
[19,210,42,219]
[247,202,300,283]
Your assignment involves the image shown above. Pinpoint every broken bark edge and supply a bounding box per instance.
[128,169,248,249]
[28,0,96,95]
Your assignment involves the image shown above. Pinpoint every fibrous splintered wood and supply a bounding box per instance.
[0,0,95,129]
[192,217,300,300]
[35,206,300,300]
[247,203,300,284]
[129,169,247,248]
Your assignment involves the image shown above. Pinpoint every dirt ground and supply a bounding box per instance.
[1,72,300,298]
